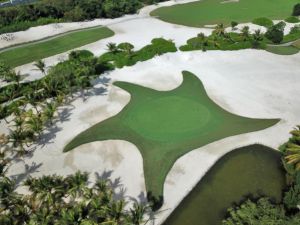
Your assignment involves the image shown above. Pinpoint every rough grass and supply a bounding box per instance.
[151,0,299,27]
[252,17,274,28]
[266,45,300,55]
[64,71,279,200]
[163,145,286,225]
[0,27,114,68]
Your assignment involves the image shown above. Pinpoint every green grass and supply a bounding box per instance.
[0,27,114,68]
[64,71,279,200]
[285,16,300,23]
[151,0,299,27]
[266,45,300,55]
[252,17,274,28]
[164,144,286,225]
[99,38,177,68]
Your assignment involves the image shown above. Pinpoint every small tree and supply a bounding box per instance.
[106,42,118,53]
[118,42,134,55]
[231,21,238,30]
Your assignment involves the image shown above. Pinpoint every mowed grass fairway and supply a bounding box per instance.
[0,27,114,68]
[64,71,279,199]
[164,145,286,225]
[151,0,299,27]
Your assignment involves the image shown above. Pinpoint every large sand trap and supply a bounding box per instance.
[1,0,300,224]
[6,49,300,224]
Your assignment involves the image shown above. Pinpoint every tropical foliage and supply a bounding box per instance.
[0,0,167,34]
[0,149,149,224]
[223,198,300,225]
[180,24,266,52]
[100,38,177,68]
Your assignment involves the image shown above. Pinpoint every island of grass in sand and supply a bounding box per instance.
[151,0,299,27]
[0,26,114,68]
[64,71,279,202]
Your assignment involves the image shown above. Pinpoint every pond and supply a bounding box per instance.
[164,144,286,225]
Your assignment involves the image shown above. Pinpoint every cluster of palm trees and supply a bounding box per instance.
[284,126,300,171]
[0,149,148,224]
[184,23,265,51]
[0,50,109,154]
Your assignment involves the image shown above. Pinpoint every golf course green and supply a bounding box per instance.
[64,71,279,200]
[0,27,114,68]
[164,144,286,225]
[151,0,299,27]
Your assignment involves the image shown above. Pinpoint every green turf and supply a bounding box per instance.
[0,27,114,68]
[266,45,300,55]
[64,71,279,199]
[164,144,286,225]
[151,0,299,27]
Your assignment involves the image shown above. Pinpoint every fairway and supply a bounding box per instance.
[164,145,286,225]
[64,71,279,200]
[0,27,114,68]
[151,0,299,27]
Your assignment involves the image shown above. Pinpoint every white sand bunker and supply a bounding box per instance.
[7,48,300,224]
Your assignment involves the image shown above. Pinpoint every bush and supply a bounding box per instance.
[252,17,274,28]
[265,22,286,44]
[293,3,300,16]
[285,16,300,23]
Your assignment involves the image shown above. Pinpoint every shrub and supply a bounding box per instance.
[292,3,300,16]
[285,16,300,23]
[231,21,238,30]
[252,17,273,28]
[265,22,286,44]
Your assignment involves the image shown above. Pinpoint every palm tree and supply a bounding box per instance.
[107,42,118,54]
[253,29,264,41]
[66,171,89,199]
[214,23,226,37]
[8,129,26,154]
[285,126,300,170]
[0,105,9,123]
[197,32,206,42]
[34,60,46,75]
[42,102,57,125]
[129,203,148,225]
[25,114,44,139]
[240,26,250,41]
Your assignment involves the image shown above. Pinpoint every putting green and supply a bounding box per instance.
[64,71,279,200]
[151,0,299,27]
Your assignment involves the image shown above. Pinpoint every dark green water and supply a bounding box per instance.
[164,144,286,225]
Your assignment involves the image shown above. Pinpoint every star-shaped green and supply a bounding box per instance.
[64,71,279,201]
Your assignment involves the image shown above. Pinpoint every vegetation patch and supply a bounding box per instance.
[285,16,300,23]
[163,145,286,225]
[0,27,114,68]
[266,45,299,55]
[64,71,279,203]
[99,38,177,68]
[151,0,299,27]
[252,17,273,28]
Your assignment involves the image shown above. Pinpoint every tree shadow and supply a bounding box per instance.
[10,162,43,186]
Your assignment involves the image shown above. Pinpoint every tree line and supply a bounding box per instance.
[0,0,167,34]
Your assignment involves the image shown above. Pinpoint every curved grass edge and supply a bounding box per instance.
[63,71,280,203]
[163,144,286,225]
